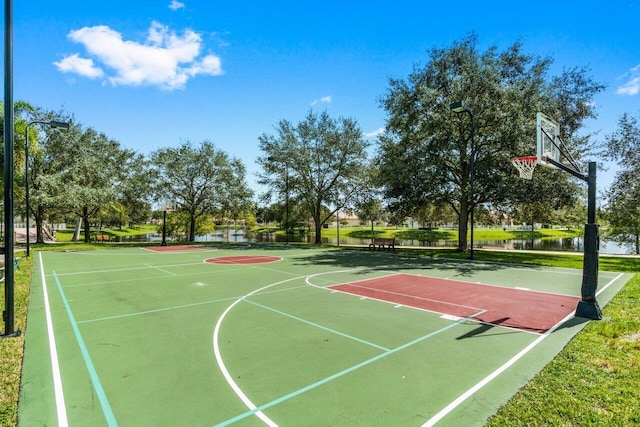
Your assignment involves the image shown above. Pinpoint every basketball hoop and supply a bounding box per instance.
[161,199,176,212]
[511,156,538,180]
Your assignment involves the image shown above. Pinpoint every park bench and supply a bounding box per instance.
[95,235,111,242]
[368,238,396,251]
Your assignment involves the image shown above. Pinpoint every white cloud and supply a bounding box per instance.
[54,21,223,90]
[169,1,185,11]
[54,53,104,78]
[617,64,640,96]
[364,127,385,138]
[311,95,332,106]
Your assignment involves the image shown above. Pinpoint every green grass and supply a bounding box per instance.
[486,273,640,426]
[53,224,158,242]
[316,226,581,242]
[1,245,638,426]
[0,256,33,427]
[53,225,581,245]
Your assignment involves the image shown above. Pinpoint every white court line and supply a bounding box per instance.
[144,263,178,276]
[422,272,626,426]
[51,262,204,277]
[213,276,312,427]
[39,252,68,427]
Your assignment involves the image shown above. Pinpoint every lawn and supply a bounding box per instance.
[486,273,640,426]
[52,224,158,243]
[294,225,581,242]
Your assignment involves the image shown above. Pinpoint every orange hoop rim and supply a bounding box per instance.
[511,155,538,162]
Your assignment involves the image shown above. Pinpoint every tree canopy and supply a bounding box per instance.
[150,140,253,241]
[376,33,604,251]
[257,110,370,243]
[600,112,640,253]
[52,125,128,242]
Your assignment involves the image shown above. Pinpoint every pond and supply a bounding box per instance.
[119,230,634,255]
[257,234,631,255]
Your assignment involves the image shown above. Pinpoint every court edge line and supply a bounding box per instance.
[216,308,487,427]
[422,272,625,427]
[39,252,69,427]
[52,271,118,427]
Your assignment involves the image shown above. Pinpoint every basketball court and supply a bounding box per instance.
[18,245,631,426]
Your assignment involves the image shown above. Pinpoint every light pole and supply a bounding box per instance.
[284,164,289,244]
[268,157,290,244]
[450,101,475,260]
[336,208,340,247]
[161,209,168,246]
[24,120,70,257]
[3,0,18,338]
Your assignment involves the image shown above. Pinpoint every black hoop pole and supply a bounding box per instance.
[544,159,601,319]
[2,0,21,338]
[576,162,602,319]
[161,210,167,246]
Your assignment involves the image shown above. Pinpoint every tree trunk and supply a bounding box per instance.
[83,207,91,243]
[458,202,469,252]
[35,205,45,243]
[72,217,82,242]
[189,213,196,242]
[371,219,375,243]
[314,211,322,244]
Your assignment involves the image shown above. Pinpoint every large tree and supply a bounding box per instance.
[24,117,126,243]
[151,140,252,241]
[377,33,604,251]
[219,159,255,227]
[115,150,153,227]
[600,113,640,254]
[257,110,370,243]
[58,126,126,242]
[23,108,73,243]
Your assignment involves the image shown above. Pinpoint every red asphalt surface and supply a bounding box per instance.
[329,273,580,334]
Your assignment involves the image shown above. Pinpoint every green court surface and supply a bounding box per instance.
[18,245,632,426]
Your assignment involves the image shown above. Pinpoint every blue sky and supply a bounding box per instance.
[11,0,640,192]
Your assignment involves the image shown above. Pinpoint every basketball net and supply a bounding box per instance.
[511,156,538,180]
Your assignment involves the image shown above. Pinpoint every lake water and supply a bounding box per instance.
[123,230,634,255]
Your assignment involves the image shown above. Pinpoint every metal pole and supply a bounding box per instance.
[2,0,20,338]
[576,161,602,319]
[285,165,289,245]
[24,123,31,257]
[161,210,167,246]
[468,112,475,260]
[336,209,340,247]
